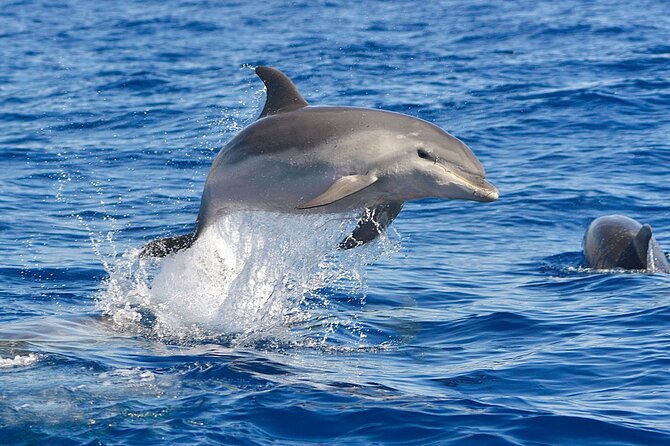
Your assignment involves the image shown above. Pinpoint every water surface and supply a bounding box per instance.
[2,0,670,444]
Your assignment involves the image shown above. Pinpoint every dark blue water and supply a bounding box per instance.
[2,0,670,444]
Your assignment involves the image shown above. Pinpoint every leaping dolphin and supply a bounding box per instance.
[583,215,670,272]
[141,66,498,257]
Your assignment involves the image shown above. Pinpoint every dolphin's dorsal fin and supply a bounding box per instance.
[632,224,653,265]
[618,224,653,270]
[255,66,308,118]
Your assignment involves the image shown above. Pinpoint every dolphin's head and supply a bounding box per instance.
[386,119,498,203]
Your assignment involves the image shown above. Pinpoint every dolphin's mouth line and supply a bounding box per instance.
[436,164,498,201]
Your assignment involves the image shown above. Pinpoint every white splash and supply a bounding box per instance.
[97,211,388,344]
[0,353,40,368]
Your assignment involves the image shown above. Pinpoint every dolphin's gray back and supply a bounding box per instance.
[221,107,364,165]
[220,106,482,173]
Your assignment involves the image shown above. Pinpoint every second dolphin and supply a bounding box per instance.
[584,215,670,272]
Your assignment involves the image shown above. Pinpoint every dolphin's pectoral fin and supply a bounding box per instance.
[339,201,404,250]
[297,173,378,209]
[139,232,196,258]
[617,224,653,269]
[255,66,309,118]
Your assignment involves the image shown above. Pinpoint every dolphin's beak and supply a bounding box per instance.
[471,178,499,202]
[440,166,499,203]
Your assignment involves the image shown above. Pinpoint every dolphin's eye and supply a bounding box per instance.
[417,148,436,162]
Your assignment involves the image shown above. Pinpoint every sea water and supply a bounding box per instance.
[2,0,670,444]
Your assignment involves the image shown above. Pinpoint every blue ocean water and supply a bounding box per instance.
[2,0,670,444]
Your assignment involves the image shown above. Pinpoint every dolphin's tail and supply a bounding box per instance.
[140,232,196,258]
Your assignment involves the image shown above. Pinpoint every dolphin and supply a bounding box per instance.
[141,66,498,257]
[583,215,670,272]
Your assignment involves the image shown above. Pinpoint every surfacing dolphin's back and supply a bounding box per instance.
[141,67,498,257]
[583,215,670,272]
